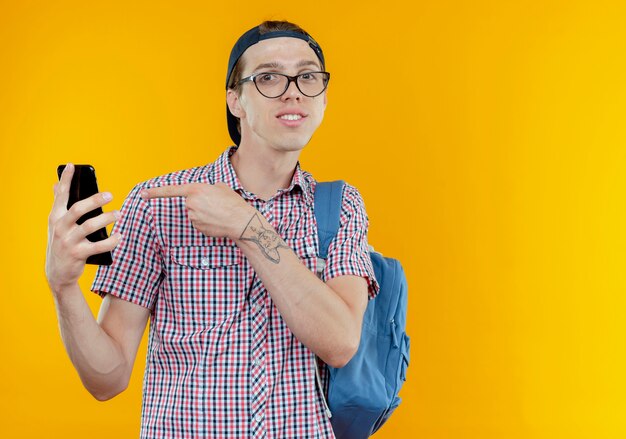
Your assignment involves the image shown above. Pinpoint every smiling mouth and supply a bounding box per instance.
[278,114,304,121]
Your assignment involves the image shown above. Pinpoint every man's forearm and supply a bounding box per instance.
[51,283,129,400]
[235,212,363,368]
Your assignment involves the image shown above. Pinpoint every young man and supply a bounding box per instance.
[46,21,378,438]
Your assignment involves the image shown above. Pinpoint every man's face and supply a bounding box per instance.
[227,37,327,153]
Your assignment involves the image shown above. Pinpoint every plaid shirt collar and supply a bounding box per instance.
[210,146,314,207]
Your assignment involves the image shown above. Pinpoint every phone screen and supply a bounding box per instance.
[57,165,113,265]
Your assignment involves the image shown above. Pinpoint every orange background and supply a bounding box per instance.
[1,1,625,438]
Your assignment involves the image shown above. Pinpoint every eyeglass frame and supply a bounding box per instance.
[236,71,331,98]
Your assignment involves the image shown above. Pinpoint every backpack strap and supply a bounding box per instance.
[313,180,345,420]
[314,180,345,275]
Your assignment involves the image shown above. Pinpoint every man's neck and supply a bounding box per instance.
[230,142,301,201]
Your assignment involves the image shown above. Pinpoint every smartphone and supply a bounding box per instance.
[57,164,113,266]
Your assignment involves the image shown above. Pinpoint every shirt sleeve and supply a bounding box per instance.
[91,183,163,310]
[320,183,380,300]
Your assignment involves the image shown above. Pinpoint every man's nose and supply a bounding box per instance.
[281,78,302,100]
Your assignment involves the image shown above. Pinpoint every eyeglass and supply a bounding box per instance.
[237,71,330,98]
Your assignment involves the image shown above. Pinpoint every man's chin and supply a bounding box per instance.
[275,134,313,152]
[279,144,307,153]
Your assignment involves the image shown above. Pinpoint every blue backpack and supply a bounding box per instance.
[313,181,410,439]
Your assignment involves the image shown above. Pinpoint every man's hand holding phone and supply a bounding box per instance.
[45,163,122,295]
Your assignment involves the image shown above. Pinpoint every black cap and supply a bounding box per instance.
[225,25,325,145]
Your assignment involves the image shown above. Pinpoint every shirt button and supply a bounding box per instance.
[255,414,263,422]
[306,246,315,254]
[200,257,210,267]
[254,304,262,312]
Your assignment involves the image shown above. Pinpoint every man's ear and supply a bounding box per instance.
[227,89,245,119]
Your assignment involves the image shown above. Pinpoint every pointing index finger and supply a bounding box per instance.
[140,185,190,200]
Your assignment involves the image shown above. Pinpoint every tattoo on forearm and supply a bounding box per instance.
[239,214,289,264]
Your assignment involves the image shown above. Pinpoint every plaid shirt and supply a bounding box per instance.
[92,146,379,439]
